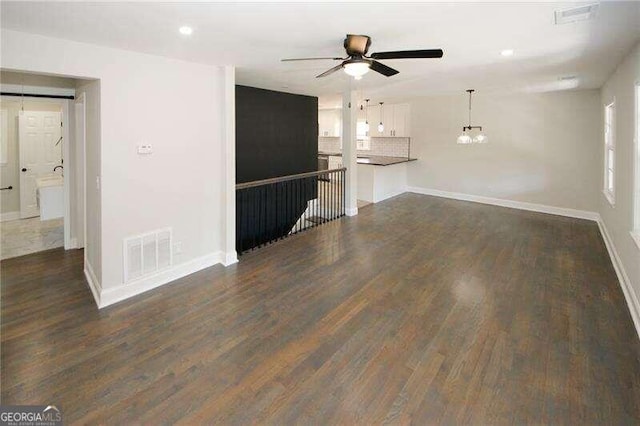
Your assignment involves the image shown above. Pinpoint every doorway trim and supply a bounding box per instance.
[2,94,77,250]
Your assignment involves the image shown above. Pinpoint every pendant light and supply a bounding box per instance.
[457,89,488,145]
[364,99,370,133]
[378,102,385,133]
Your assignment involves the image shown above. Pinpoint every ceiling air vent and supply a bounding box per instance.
[555,3,599,25]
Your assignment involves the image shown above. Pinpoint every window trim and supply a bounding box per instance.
[603,99,616,206]
[632,83,640,250]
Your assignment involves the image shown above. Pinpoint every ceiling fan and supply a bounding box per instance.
[281,34,443,80]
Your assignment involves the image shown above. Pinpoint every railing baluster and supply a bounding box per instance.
[237,190,242,254]
[314,177,318,229]
[236,168,346,255]
[331,170,335,221]
[331,170,334,221]
[261,185,266,247]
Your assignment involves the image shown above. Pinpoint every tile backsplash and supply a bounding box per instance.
[318,137,341,153]
[361,137,410,157]
[319,136,410,158]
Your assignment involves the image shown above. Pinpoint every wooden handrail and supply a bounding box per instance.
[236,167,347,190]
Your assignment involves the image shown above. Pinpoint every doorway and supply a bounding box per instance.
[0,70,88,262]
[0,97,67,259]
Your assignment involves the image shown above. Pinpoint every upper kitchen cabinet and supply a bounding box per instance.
[318,108,341,137]
[391,103,410,137]
[369,103,411,137]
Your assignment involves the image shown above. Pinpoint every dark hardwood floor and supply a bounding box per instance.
[2,193,640,424]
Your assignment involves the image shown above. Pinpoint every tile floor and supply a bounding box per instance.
[0,217,64,260]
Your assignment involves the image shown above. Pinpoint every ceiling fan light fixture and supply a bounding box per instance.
[343,61,371,78]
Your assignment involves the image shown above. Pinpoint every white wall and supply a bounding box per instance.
[406,90,601,213]
[1,29,229,307]
[599,42,640,332]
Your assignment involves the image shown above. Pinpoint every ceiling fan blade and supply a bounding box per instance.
[370,49,444,60]
[281,57,344,62]
[369,60,399,77]
[344,34,371,56]
[316,64,344,78]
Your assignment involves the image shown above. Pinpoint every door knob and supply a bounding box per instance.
[21,168,27,172]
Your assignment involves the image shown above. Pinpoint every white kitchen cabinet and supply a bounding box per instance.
[318,108,341,137]
[367,103,411,137]
[391,103,410,137]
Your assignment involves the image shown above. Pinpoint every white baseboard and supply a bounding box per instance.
[596,218,640,340]
[407,187,600,221]
[84,260,102,307]
[1,211,20,222]
[98,251,224,308]
[223,251,238,266]
[66,237,78,250]
[374,187,407,204]
[346,207,358,216]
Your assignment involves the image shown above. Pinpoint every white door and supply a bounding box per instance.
[18,111,62,218]
[383,104,395,137]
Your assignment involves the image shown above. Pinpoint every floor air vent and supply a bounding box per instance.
[124,228,172,283]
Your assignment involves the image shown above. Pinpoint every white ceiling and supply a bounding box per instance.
[2,1,639,101]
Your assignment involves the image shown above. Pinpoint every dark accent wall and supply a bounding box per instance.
[236,85,318,183]
[235,86,319,253]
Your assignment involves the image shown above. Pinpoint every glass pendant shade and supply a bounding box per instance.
[343,62,371,78]
[365,121,370,132]
[457,132,472,145]
[378,122,384,133]
[473,133,488,144]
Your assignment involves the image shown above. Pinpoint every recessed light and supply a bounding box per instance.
[179,26,193,36]
[501,49,514,57]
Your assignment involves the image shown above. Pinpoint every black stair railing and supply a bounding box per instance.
[236,167,346,255]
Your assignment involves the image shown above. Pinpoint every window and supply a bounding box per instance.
[603,101,616,206]
[356,119,371,150]
[633,84,640,249]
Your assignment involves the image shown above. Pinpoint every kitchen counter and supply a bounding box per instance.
[357,156,417,166]
[318,152,417,166]
[318,151,342,157]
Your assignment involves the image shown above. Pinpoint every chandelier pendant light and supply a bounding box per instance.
[378,102,385,133]
[364,99,370,133]
[457,89,488,145]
